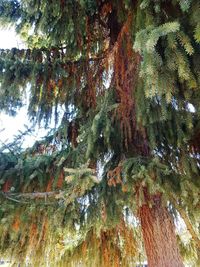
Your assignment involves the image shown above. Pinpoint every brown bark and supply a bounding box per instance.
[139,194,184,267]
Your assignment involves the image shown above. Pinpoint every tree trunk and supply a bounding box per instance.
[139,194,184,267]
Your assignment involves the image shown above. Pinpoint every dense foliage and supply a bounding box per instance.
[0,0,200,266]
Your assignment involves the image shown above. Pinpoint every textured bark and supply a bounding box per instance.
[139,194,184,267]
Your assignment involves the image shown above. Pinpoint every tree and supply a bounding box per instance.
[0,0,200,266]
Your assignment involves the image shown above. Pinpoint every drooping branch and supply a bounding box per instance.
[171,196,200,250]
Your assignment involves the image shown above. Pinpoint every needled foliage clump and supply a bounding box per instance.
[0,0,200,266]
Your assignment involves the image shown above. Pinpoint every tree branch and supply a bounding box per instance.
[171,196,200,250]
[1,191,64,200]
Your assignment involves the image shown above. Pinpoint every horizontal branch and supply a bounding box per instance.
[1,191,64,200]
[0,47,109,66]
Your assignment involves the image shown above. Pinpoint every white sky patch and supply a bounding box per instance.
[0,27,25,49]
[0,108,47,148]
[187,103,195,113]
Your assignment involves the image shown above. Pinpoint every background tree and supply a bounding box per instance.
[0,0,200,266]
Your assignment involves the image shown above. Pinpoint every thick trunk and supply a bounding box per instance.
[139,194,184,267]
